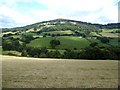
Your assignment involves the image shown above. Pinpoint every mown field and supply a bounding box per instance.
[2,56,118,88]
[41,30,74,35]
[100,32,118,38]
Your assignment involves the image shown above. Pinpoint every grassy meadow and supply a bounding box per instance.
[41,30,74,35]
[2,56,118,88]
[27,36,90,49]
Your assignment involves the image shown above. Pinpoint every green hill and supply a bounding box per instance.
[1,19,120,59]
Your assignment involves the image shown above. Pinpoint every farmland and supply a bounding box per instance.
[100,32,118,38]
[41,30,74,35]
[2,19,120,59]
[2,56,118,88]
[27,36,91,49]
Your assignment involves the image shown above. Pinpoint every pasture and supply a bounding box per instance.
[100,32,118,38]
[41,30,74,35]
[109,38,119,46]
[27,36,90,49]
[2,56,118,88]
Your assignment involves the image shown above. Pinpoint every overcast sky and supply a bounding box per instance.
[0,0,119,28]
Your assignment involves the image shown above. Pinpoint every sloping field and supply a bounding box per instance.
[41,30,74,35]
[2,56,118,88]
[27,36,90,49]
[100,32,118,38]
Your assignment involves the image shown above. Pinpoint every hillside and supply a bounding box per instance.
[2,19,120,32]
[1,19,120,59]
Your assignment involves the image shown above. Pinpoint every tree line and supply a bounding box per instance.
[2,36,120,60]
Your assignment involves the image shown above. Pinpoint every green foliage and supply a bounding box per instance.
[47,50,61,58]
[97,37,110,43]
[50,39,60,48]
[20,34,34,43]
[90,42,98,47]
[2,19,120,60]
[2,38,22,51]
[109,38,119,46]
[21,50,28,57]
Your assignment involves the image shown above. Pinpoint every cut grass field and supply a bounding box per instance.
[2,56,118,88]
[27,36,90,50]
[41,30,74,35]
[100,32,118,38]
[102,29,118,33]
[89,32,100,37]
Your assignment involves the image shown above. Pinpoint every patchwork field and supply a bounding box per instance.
[41,30,74,35]
[100,32,118,38]
[2,56,118,88]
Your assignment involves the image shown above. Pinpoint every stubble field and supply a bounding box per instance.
[2,56,118,88]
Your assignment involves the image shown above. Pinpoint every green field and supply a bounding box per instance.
[100,32,118,38]
[87,38,110,47]
[109,38,119,46]
[41,30,74,35]
[27,36,90,49]
[2,56,118,88]
[102,29,118,33]
[89,32,100,37]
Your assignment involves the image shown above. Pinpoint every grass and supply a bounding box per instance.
[89,32,100,37]
[109,38,119,46]
[57,36,90,49]
[41,30,74,35]
[27,37,52,48]
[100,29,119,38]
[102,29,118,33]
[87,38,109,47]
[100,32,118,38]
[2,51,21,56]
[27,36,90,50]
[22,32,37,36]
[2,56,118,88]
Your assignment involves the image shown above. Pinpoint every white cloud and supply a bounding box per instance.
[0,0,119,28]
[0,3,36,28]
[35,0,118,24]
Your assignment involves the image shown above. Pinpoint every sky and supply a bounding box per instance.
[0,0,119,28]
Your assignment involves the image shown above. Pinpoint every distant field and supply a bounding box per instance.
[89,32,100,37]
[109,38,119,46]
[27,36,90,49]
[87,38,109,47]
[102,29,118,33]
[2,56,118,88]
[41,30,74,35]
[100,32,118,38]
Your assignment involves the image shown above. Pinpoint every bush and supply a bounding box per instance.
[50,39,60,48]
